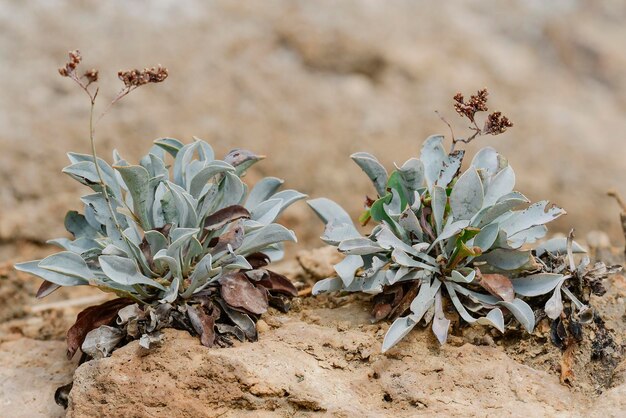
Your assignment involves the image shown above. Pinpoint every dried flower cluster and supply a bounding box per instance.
[453,88,513,135]
[483,111,513,135]
[118,65,169,88]
[443,88,514,152]
[453,88,489,123]
[57,49,82,77]
[83,69,99,84]
[57,49,168,110]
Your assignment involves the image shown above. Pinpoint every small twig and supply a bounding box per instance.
[608,189,626,212]
[450,129,482,153]
[566,229,576,273]
[298,286,312,297]
[435,110,456,150]
[608,189,626,255]
[95,86,134,124]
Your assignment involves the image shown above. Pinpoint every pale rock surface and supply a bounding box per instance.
[67,304,624,417]
[0,338,76,418]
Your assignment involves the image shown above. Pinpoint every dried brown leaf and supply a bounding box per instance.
[66,298,133,359]
[478,273,515,302]
[210,222,245,253]
[187,305,216,347]
[203,205,250,231]
[372,303,392,321]
[371,284,404,321]
[219,273,268,315]
[36,280,61,299]
[560,343,576,385]
[267,294,292,313]
[257,270,298,297]
[389,282,420,321]
[245,252,271,269]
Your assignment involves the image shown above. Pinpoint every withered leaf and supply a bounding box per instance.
[81,325,124,359]
[210,222,245,254]
[54,382,73,408]
[215,323,245,342]
[372,284,404,321]
[372,302,392,322]
[139,224,172,269]
[246,252,270,269]
[66,298,134,359]
[216,299,258,340]
[245,269,269,282]
[550,316,567,350]
[478,273,515,302]
[257,270,298,297]
[36,280,61,299]
[560,344,576,385]
[389,282,420,321]
[204,205,250,231]
[155,223,172,237]
[219,273,268,315]
[268,293,291,313]
[568,319,583,342]
[187,305,216,347]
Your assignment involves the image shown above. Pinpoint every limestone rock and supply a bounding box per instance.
[0,338,76,418]
[67,302,623,418]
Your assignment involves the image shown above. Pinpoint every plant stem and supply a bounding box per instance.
[95,87,134,125]
[88,98,129,246]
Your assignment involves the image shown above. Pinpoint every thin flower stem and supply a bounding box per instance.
[608,189,626,212]
[95,86,135,125]
[66,68,129,239]
[88,99,126,238]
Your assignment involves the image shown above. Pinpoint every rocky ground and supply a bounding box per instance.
[1,245,625,417]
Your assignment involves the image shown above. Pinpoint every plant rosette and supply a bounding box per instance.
[16,137,306,359]
[308,134,620,351]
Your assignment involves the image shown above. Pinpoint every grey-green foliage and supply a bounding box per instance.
[16,137,305,304]
[308,135,571,351]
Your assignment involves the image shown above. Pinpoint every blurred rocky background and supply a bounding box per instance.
[1,0,625,259]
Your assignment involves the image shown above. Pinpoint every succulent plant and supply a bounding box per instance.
[16,137,305,358]
[307,134,580,351]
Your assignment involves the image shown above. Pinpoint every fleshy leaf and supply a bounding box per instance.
[535,238,586,257]
[334,255,364,287]
[498,298,535,332]
[511,273,565,297]
[99,255,165,290]
[114,165,153,229]
[15,260,89,287]
[499,201,566,237]
[351,152,388,197]
[432,289,451,345]
[450,167,484,221]
[382,316,417,353]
